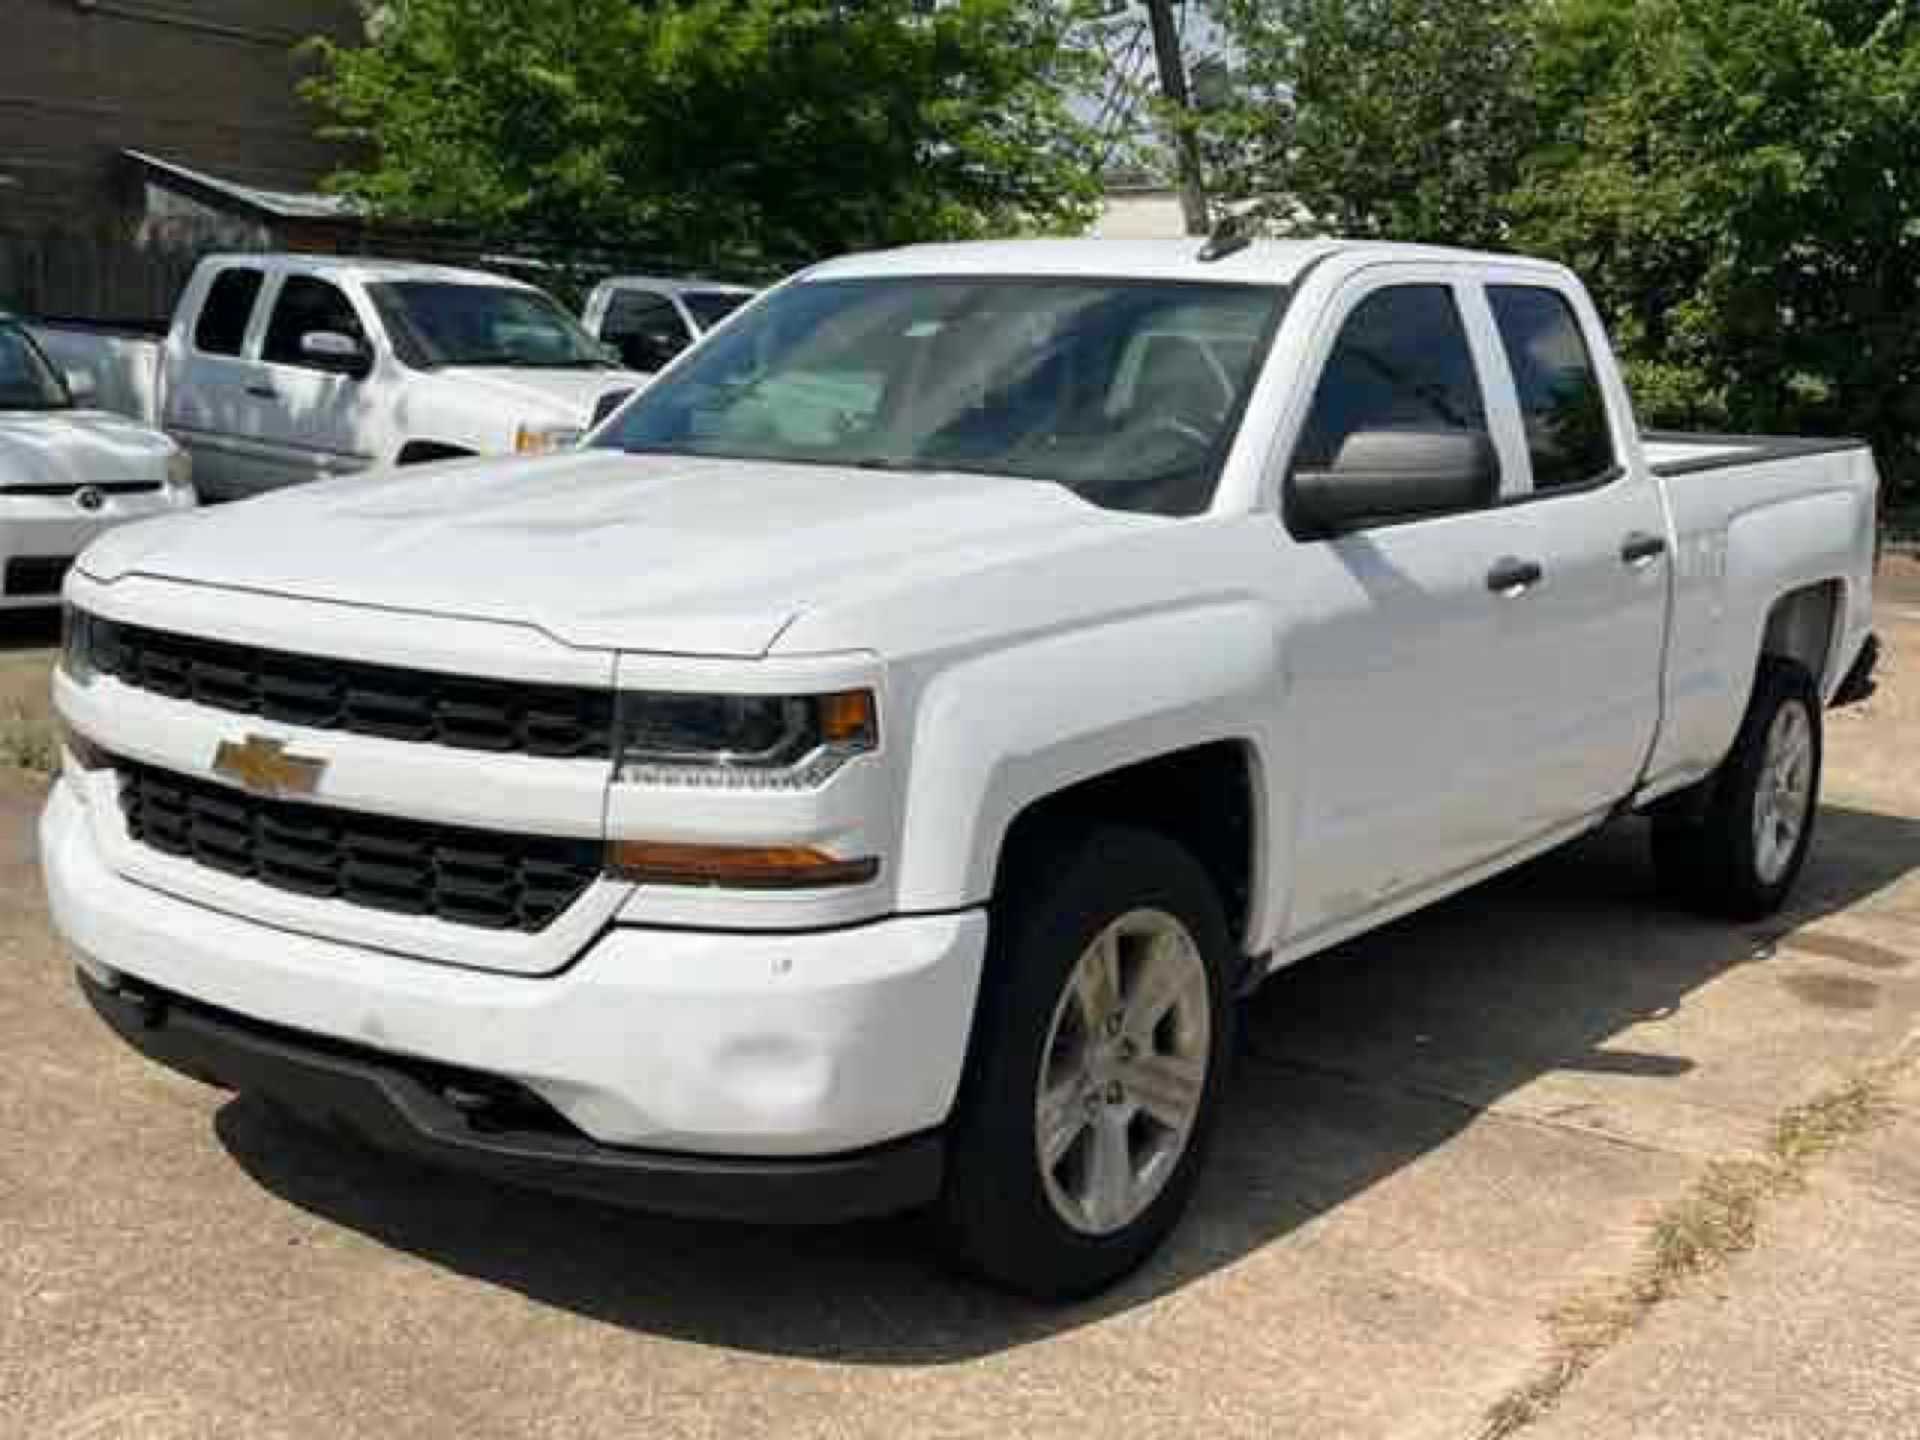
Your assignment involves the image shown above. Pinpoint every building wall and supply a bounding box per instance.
[0,0,363,227]
[1092,189,1191,241]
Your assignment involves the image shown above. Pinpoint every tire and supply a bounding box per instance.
[1651,656,1822,919]
[931,824,1237,1301]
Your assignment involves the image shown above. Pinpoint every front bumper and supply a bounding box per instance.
[79,969,943,1223]
[1,488,189,607]
[44,779,986,1210]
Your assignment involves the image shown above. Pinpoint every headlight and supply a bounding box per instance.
[614,689,877,789]
[164,447,193,492]
[514,423,584,455]
[59,603,96,684]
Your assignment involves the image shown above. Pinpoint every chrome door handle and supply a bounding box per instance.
[1486,556,1544,596]
[244,382,277,400]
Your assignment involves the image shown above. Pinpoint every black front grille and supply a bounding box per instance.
[92,619,614,759]
[6,555,74,596]
[118,759,601,932]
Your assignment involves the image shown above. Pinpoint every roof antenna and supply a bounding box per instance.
[1197,213,1251,263]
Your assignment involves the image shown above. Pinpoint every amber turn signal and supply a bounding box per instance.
[817,689,878,745]
[606,840,879,889]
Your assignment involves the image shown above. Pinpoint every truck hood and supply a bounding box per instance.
[77,451,1140,656]
[433,366,647,424]
[0,408,175,488]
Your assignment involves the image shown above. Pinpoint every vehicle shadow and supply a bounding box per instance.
[215,804,1920,1364]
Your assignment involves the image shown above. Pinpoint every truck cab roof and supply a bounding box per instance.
[803,237,1572,287]
[192,253,540,291]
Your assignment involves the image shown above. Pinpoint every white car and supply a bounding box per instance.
[32,255,645,502]
[581,275,757,373]
[0,316,194,608]
[45,239,1880,1298]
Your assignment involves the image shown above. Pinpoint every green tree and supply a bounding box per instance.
[1202,0,1535,247]
[1515,0,1920,493]
[305,0,1101,271]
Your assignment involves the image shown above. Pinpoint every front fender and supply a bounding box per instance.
[891,601,1284,930]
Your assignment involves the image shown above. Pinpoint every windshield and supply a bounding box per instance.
[683,290,754,329]
[367,281,614,370]
[593,277,1283,516]
[0,325,72,411]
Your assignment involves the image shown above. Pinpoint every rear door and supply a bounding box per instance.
[234,272,380,497]
[1276,267,1565,942]
[1473,274,1668,830]
[160,263,269,499]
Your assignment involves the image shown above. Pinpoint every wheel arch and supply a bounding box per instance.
[1760,578,1847,696]
[889,602,1282,955]
[992,741,1264,954]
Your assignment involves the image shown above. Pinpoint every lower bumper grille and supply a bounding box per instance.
[117,759,600,932]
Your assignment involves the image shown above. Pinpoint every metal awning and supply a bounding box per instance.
[122,149,361,222]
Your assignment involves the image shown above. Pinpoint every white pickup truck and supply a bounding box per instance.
[46,239,1880,1299]
[580,275,757,373]
[30,254,644,502]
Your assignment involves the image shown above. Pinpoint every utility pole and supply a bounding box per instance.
[1144,0,1209,235]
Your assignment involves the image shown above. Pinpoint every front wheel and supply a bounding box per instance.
[1652,656,1822,919]
[932,825,1236,1301]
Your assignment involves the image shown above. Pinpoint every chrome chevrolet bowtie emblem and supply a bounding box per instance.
[212,735,326,798]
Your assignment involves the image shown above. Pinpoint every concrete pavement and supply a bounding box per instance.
[1527,1060,1920,1440]
[1,565,1917,1438]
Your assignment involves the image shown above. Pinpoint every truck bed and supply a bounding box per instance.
[26,319,163,426]
[1641,430,1868,479]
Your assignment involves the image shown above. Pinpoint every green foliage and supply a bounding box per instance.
[1514,0,1920,495]
[1203,0,1535,248]
[1200,0,1920,500]
[305,0,1101,271]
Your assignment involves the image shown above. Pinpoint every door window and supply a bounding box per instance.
[1292,284,1489,471]
[603,290,692,370]
[262,276,366,369]
[1487,285,1615,490]
[193,267,265,356]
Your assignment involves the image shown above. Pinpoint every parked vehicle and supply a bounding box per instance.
[46,239,1880,1298]
[581,275,757,373]
[0,316,194,609]
[31,255,644,501]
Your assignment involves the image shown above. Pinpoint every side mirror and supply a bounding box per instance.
[64,367,99,407]
[300,330,372,379]
[590,386,636,428]
[1289,428,1498,537]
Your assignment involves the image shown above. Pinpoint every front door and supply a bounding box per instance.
[1277,271,1565,942]
[235,272,379,497]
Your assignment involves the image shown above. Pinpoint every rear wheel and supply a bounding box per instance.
[1652,656,1822,919]
[932,825,1235,1301]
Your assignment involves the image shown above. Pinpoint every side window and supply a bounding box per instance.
[261,276,366,368]
[193,267,265,356]
[603,290,691,371]
[1488,285,1615,490]
[1292,284,1489,470]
